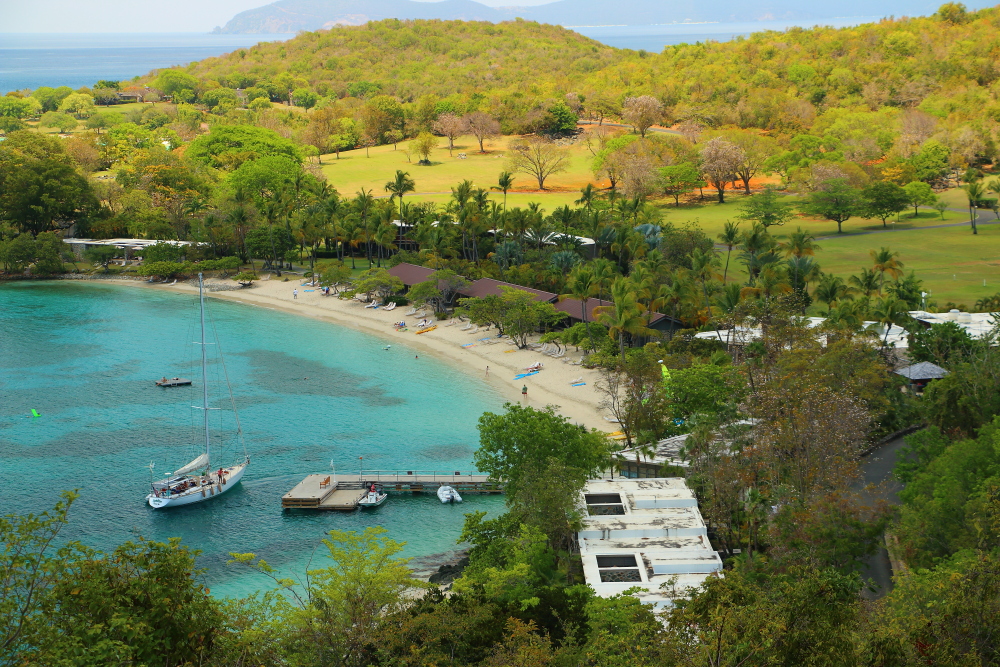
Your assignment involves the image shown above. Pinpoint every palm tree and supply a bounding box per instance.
[870,247,904,295]
[353,189,375,267]
[575,183,597,212]
[492,171,515,217]
[590,257,617,305]
[737,223,771,285]
[595,277,653,361]
[717,220,740,282]
[780,227,819,258]
[871,296,909,345]
[384,170,415,221]
[814,274,853,311]
[690,247,722,325]
[560,265,598,351]
[848,268,880,298]
[963,180,985,234]
[550,205,576,237]
[451,179,474,211]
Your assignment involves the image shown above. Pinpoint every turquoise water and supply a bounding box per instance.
[0,281,506,597]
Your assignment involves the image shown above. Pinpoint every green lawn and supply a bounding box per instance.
[812,224,1000,306]
[319,134,602,199]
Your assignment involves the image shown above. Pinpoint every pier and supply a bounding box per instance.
[281,470,502,510]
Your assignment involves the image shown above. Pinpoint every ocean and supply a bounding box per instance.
[0,20,881,93]
[0,33,284,94]
[0,280,506,597]
[571,17,882,51]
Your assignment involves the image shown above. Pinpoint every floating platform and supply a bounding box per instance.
[281,471,501,511]
[156,377,192,387]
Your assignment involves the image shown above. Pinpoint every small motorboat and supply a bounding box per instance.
[156,377,192,387]
[437,485,462,503]
[358,484,387,508]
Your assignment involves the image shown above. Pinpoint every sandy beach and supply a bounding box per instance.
[141,276,610,432]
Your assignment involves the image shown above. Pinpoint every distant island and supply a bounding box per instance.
[214,0,953,33]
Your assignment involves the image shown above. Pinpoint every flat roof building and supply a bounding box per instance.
[578,478,722,609]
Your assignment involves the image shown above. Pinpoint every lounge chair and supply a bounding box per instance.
[405,307,417,315]
[384,302,397,311]
[459,322,472,331]
[467,325,479,335]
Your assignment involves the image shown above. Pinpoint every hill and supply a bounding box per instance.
[215,0,963,34]
[184,19,622,103]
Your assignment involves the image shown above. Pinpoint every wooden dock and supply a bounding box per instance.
[281,471,502,511]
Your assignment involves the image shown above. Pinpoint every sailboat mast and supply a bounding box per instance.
[199,273,210,467]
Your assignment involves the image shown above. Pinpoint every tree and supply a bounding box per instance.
[84,110,123,134]
[658,163,702,206]
[700,137,745,203]
[0,96,40,120]
[595,349,669,448]
[360,95,404,146]
[84,245,118,271]
[291,87,318,109]
[594,277,653,360]
[409,132,436,165]
[186,125,302,170]
[432,113,465,156]
[38,111,77,133]
[728,131,778,194]
[474,403,610,502]
[0,491,80,664]
[961,180,985,234]
[718,220,740,282]
[301,108,340,163]
[860,181,909,227]
[465,111,501,152]
[800,178,860,233]
[902,180,937,217]
[384,170,415,220]
[908,321,978,365]
[0,131,100,235]
[506,136,569,190]
[870,246,904,294]
[24,537,224,666]
[234,526,424,667]
[352,267,403,301]
[154,70,198,96]
[57,93,95,119]
[737,185,794,227]
[621,95,663,138]
[460,287,564,348]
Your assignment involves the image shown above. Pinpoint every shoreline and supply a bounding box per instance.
[52,275,610,432]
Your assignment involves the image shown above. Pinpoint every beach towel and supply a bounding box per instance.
[513,370,540,380]
[571,382,586,386]
[461,343,474,347]
[304,289,315,292]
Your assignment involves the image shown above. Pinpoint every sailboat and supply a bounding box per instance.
[146,273,250,509]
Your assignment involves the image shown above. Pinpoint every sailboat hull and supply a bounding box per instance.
[147,461,248,509]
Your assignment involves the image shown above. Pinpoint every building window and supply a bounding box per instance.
[596,554,642,582]
[585,493,626,515]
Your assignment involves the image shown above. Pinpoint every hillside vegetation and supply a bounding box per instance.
[186,19,620,104]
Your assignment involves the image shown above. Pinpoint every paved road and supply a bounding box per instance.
[856,434,910,598]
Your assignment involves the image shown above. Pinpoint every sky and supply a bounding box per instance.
[2,0,552,33]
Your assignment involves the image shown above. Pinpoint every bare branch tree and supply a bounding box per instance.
[621,95,664,138]
[463,111,501,153]
[700,137,745,203]
[506,136,570,190]
[431,113,466,156]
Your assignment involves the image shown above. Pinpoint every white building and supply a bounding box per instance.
[908,309,996,340]
[578,478,722,609]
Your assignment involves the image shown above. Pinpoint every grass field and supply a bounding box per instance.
[319,134,605,199]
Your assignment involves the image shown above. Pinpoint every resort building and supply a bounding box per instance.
[578,477,723,609]
[908,309,997,340]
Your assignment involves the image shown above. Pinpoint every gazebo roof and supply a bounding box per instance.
[895,361,950,380]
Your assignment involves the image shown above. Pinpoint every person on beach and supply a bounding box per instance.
[522,385,527,400]
[292,289,298,299]
[485,365,489,378]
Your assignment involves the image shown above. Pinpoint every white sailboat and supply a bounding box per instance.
[146,273,250,509]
